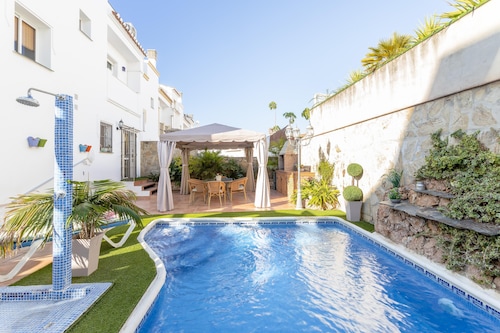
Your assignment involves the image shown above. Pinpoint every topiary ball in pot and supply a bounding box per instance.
[343,185,363,201]
[347,163,363,180]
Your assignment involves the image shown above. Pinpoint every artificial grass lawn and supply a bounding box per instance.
[13,209,372,332]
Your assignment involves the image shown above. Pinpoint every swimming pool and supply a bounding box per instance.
[133,218,500,332]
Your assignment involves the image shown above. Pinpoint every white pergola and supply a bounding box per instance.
[157,123,270,211]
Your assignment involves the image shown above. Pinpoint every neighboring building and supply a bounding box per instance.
[0,0,192,209]
[159,84,187,133]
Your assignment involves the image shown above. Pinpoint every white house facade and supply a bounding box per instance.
[0,0,191,211]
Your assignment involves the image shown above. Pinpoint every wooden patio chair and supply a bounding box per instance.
[188,179,206,204]
[229,177,247,201]
[206,180,226,207]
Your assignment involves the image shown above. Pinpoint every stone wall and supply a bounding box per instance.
[376,181,500,291]
[305,1,500,223]
[140,141,160,178]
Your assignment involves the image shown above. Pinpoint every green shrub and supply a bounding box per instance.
[438,226,500,281]
[388,188,401,200]
[347,163,363,179]
[343,185,363,201]
[221,158,245,179]
[189,150,224,180]
[386,168,403,188]
[291,178,340,210]
[147,171,160,182]
[318,159,335,184]
[416,129,500,224]
[169,156,182,184]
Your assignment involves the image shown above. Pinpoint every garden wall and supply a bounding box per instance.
[306,1,500,223]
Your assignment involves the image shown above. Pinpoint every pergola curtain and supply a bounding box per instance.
[157,140,175,211]
[245,147,255,192]
[180,148,190,195]
[254,139,271,208]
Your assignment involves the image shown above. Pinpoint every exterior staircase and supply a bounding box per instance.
[124,179,158,197]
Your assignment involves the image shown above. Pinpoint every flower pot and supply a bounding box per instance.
[71,232,105,276]
[27,136,40,147]
[416,181,426,191]
[37,139,47,147]
[390,199,401,204]
[345,200,362,222]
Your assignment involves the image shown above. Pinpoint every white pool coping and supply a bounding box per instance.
[121,217,500,332]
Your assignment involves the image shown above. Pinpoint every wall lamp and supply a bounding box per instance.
[116,119,124,130]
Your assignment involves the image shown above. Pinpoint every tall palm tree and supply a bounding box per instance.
[301,107,311,121]
[1,179,147,256]
[283,112,297,125]
[269,101,277,127]
[361,32,413,72]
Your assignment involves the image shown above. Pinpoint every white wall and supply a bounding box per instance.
[0,0,163,207]
[305,1,500,222]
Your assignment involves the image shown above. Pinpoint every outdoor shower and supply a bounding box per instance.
[0,88,111,331]
[16,87,73,292]
[16,87,66,107]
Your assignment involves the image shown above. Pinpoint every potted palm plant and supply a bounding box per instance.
[0,179,147,276]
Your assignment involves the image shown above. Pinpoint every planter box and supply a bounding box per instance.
[71,233,104,277]
[345,201,363,222]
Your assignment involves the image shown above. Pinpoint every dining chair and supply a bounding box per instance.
[229,177,247,201]
[188,179,206,204]
[206,180,226,207]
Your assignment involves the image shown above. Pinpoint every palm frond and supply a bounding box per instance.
[1,179,148,256]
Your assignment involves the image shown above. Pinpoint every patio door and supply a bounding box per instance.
[121,129,137,180]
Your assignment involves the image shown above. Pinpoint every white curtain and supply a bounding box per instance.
[180,148,190,195]
[245,147,255,192]
[254,139,271,208]
[157,140,176,211]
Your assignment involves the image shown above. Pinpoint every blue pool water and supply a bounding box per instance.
[139,221,500,332]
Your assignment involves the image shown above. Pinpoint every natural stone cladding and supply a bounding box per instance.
[376,180,500,292]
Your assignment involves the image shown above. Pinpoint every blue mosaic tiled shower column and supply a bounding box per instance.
[52,95,73,292]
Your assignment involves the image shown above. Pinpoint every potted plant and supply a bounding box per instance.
[343,162,364,221]
[343,185,363,221]
[0,179,147,276]
[385,168,403,188]
[388,188,402,203]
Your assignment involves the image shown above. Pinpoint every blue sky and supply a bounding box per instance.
[111,0,453,134]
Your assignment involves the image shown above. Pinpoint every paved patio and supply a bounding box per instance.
[135,188,293,215]
[0,189,292,286]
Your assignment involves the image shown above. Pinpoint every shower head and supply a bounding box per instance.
[16,87,65,107]
[16,93,40,107]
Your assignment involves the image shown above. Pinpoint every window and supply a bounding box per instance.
[14,16,36,61]
[150,97,154,109]
[14,4,51,68]
[100,123,113,153]
[107,57,117,77]
[79,10,91,39]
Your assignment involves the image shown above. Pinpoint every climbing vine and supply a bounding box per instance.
[415,129,500,224]
[437,225,500,283]
[416,129,500,283]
